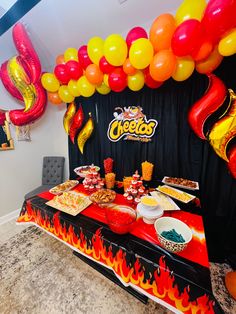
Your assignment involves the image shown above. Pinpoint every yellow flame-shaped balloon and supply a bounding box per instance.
[63,102,77,134]
[7,57,36,112]
[77,113,94,154]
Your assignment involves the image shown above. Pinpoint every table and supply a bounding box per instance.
[17,185,224,314]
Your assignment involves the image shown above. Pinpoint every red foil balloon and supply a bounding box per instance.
[12,23,41,83]
[78,45,92,70]
[0,111,6,126]
[66,61,83,80]
[54,64,70,84]
[228,146,236,179]
[99,56,115,74]
[9,82,47,126]
[171,19,203,57]
[108,68,127,92]
[0,61,23,101]
[69,104,84,144]
[202,0,236,43]
[126,27,148,48]
[188,74,227,140]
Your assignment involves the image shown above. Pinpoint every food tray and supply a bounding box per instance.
[162,176,199,190]
[156,185,196,204]
[150,191,180,211]
[90,189,116,205]
[46,191,92,216]
[74,165,100,177]
[49,180,79,195]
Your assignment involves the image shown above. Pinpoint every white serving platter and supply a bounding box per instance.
[156,185,196,204]
[150,191,180,211]
[162,176,199,191]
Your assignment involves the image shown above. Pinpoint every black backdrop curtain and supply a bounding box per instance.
[69,55,236,262]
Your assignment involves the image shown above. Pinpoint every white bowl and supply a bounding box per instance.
[154,217,192,253]
[140,195,160,211]
[74,165,100,177]
[137,203,163,224]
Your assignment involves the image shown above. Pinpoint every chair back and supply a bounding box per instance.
[42,156,65,186]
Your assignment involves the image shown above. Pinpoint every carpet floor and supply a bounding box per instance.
[0,225,235,314]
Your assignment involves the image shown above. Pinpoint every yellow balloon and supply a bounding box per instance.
[127,70,145,91]
[104,34,128,66]
[96,82,111,95]
[68,79,80,97]
[103,74,109,87]
[41,73,60,92]
[64,47,78,62]
[77,113,94,154]
[129,38,154,70]
[219,28,236,57]
[77,76,95,97]
[58,85,74,103]
[172,57,195,81]
[87,36,104,65]
[175,0,206,25]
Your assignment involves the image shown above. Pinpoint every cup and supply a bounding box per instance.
[105,173,116,189]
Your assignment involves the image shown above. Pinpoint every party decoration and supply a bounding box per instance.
[77,76,95,97]
[103,74,109,87]
[150,50,176,82]
[104,34,127,66]
[0,111,6,126]
[64,47,78,62]
[149,14,176,52]
[99,56,115,74]
[87,37,104,65]
[227,146,236,179]
[56,54,65,65]
[7,56,36,112]
[172,19,203,57]
[77,112,94,154]
[54,64,70,84]
[191,40,213,62]
[127,70,145,91]
[41,73,60,92]
[201,0,236,44]
[69,104,84,143]
[123,171,146,204]
[78,45,92,70]
[172,57,195,82]
[85,64,103,85]
[58,85,74,103]
[208,89,236,162]
[66,61,83,80]
[144,69,163,89]
[68,79,80,97]
[13,23,41,83]
[123,58,137,76]
[108,68,127,92]
[188,74,227,140]
[63,101,77,134]
[129,38,154,69]
[196,46,223,74]
[47,92,62,105]
[175,0,206,25]
[107,106,158,142]
[96,82,111,95]
[126,27,148,48]
[218,28,236,57]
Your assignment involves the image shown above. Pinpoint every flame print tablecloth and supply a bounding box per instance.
[17,185,223,314]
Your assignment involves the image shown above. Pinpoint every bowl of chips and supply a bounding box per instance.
[89,189,116,206]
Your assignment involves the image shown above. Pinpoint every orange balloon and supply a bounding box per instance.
[56,54,65,65]
[47,92,63,105]
[192,40,213,61]
[196,45,223,74]
[85,64,103,85]
[149,14,176,52]
[150,50,177,81]
[123,58,137,75]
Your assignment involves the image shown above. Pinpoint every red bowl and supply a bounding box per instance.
[105,205,137,234]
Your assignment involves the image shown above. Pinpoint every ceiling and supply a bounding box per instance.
[0,0,182,70]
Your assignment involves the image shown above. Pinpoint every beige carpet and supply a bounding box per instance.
[0,225,235,314]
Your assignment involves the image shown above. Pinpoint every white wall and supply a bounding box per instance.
[0,0,181,217]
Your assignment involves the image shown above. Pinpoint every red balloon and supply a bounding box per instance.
[54,64,70,84]
[108,68,127,92]
[227,146,236,179]
[99,56,115,74]
[126,27,148,48]
[0,112,6,126]
[78,45,92,70]
[202,0,236,43]
[144,68,163,89]
[66,61,83,80]
[171,19,203,57]
[69,105,84,144]
[188,74,227,140]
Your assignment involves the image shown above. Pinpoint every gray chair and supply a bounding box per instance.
[24,156,65,199]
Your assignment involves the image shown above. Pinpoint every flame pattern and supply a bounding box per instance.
[17,199,222,314]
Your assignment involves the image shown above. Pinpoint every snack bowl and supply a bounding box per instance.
[74,165,100,177]
[105,205,137,234]
[140,195,161,211]
[89,189,116,206]
[137,203,163,224]
[154,217,192,253]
